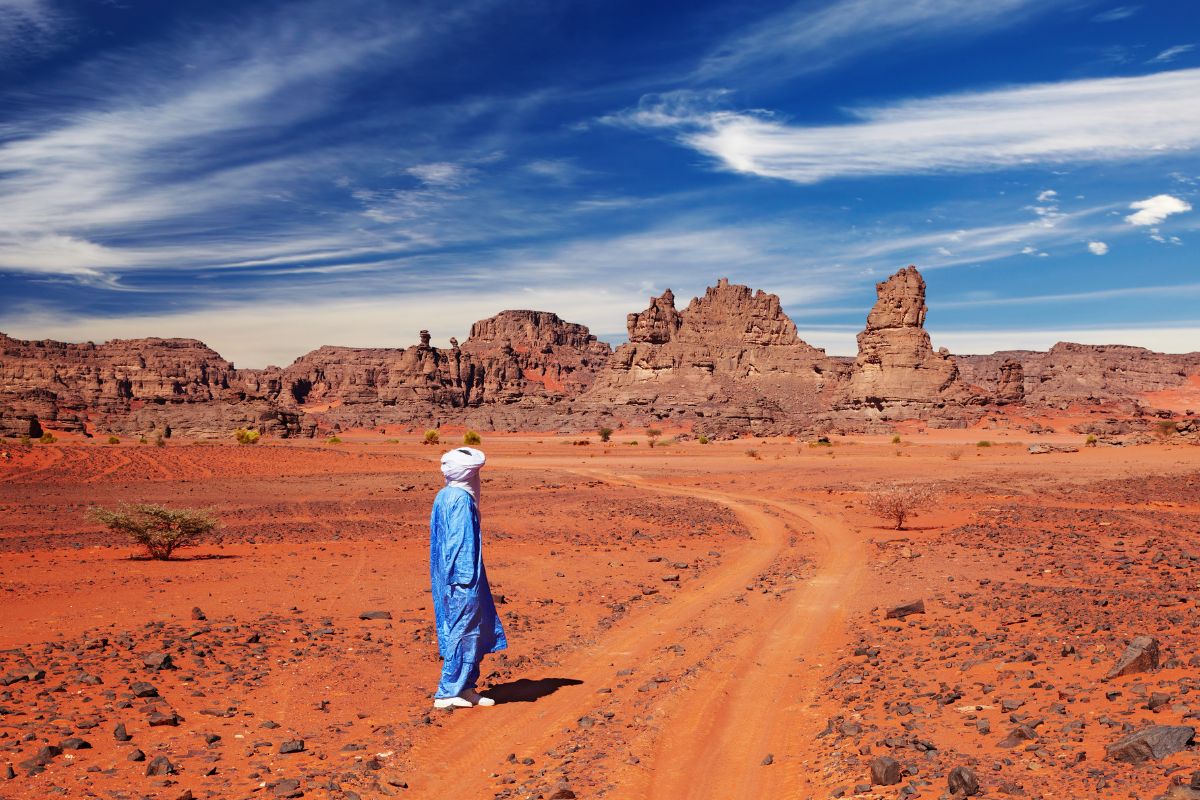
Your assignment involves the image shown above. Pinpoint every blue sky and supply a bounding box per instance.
[0,0,1197,367]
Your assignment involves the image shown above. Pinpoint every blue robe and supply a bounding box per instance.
[429,485,507,697]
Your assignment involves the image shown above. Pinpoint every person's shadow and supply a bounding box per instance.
[486,677,582,704]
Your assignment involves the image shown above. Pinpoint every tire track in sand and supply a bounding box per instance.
[636,486,865,799]
[396,470,863,799]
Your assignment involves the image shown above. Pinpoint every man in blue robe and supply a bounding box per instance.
[430,446,507,708]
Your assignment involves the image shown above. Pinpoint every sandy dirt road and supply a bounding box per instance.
[400,467,865,798]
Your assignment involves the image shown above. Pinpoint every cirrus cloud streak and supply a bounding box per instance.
[617,69,1200,184]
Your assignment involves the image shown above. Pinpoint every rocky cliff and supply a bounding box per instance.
[957,343,1200,411]
[3,268,1198,439]
[273,311,612,431]
[584,278,842,434]
[0,332,303,439]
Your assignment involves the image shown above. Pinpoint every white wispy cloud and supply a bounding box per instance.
[1150,44,1194,64]
[940,282,1200,309]
[1125,194,1193,225]
[0,0,62,63]
[1092,6,1140,23]
[615,69,1200,183]
[0,1,508,278]
[695,0,1053,81]
[1087,240,1109,255]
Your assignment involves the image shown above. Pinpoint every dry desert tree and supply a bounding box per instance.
[90,503,217,560]
[864,484,936,530]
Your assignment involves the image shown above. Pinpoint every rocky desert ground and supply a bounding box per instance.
[1,426,1197,800]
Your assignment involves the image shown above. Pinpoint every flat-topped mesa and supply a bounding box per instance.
[956,342,1200,410]
[277,311,613,430]
[0,332,300,438]
[845,266,960,407]
[469,310,605,353]
[461,310,612,404]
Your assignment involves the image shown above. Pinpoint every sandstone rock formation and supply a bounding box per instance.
[0,333,300,439]
[837,266,979,427]
[275,311,612,431]
[3,268,1199,438]
[584,279,841,435]
[957,344,1200,411]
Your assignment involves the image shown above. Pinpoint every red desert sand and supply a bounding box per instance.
[1,430,1198,800]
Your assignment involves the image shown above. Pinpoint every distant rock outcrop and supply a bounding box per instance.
[274,310,612,432]
[837,266,976,426]
[957,343,1200,411]
[584,278,840,435]
[3,267,1198,438]
[0,333,301,439]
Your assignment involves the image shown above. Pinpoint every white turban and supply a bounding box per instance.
[440,447,485,503]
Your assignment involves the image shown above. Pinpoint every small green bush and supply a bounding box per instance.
[1085,434,1098,447]
[326,436,343,444]
[423,429,440,445]
[598,427,614,443]
[39,432,57,444]
[976,440,992,448]
[808,436,832,448]
[746,448,759,459]
[463,430,482,445]
[138,435,148,445]
[891,435,902,444]
[234,428,260,445]
[698,435,710,444]
[627,440,638,446]
[384,438,400,444]
[107,436,120,445]
[1155,420,1178,438]
[19,435,31,446]
[90,503,217,560]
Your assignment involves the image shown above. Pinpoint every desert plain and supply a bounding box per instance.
[1,422,1198,800]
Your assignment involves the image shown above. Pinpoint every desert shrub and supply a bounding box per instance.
[154,434,165,447]
[463,430,482,445]
[326,436,343,444]
[1155,420,1178,438]
[808,437,832,448]
[90,503,217,560]
[39,432,57,444]
[598,427,614,443]
[891,435,902,444]
[234,427,260,445]
[107,436,120,445]
[746,448,759,459]
[948,447,964,461]
[1085,434,1098,447]
[384,438,400,444]
[19,435,31,447]
[976,440,992,448]
[698,435,710,444]
[574,439,591,446]
[627,440,638,446]
[423,429,440,445]
[138,435,148,445]
[865,485,936,530]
